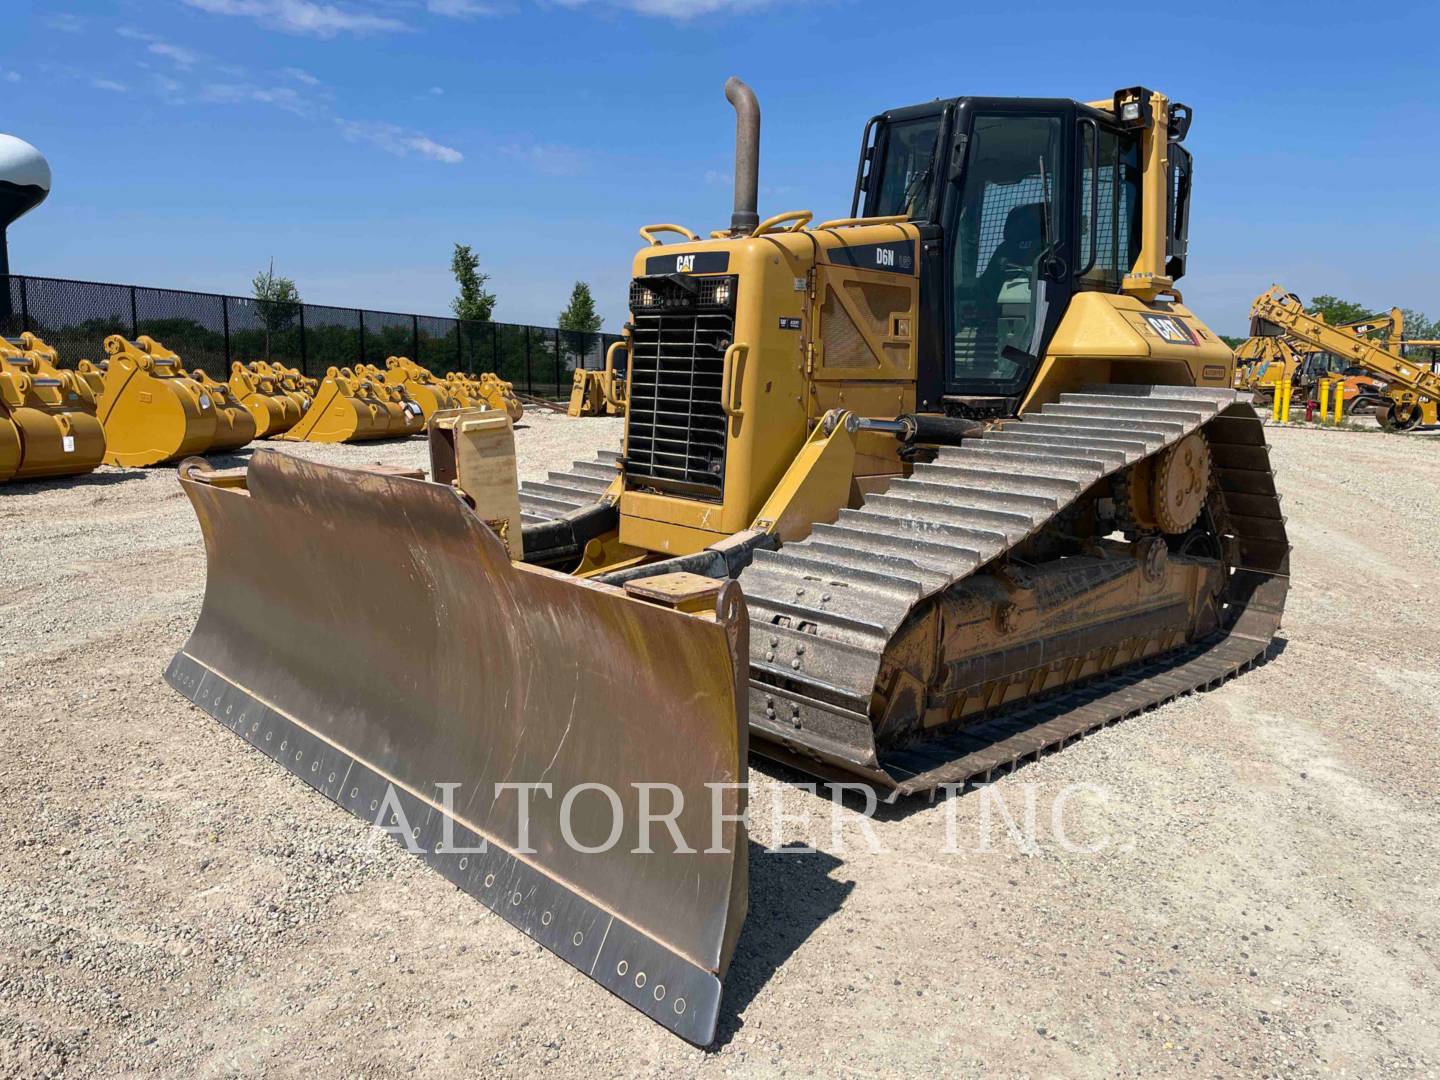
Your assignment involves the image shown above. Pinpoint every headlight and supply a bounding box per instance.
[713,282,732,306]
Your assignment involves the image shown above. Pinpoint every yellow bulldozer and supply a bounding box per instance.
[0,333,107,481]
[166,80,1288,1044]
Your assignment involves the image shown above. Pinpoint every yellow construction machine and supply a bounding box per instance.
[0,333,107,481]
[81,335,220,466]
[1251,287,1440,429]
[1236,306,1399,413]
[167,80,1288,1043]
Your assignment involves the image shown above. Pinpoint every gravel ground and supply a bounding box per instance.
[2,412,1438,1078]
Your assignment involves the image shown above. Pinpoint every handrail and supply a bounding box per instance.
[751,211,812,236]
[814,214,909,230]
[638,223,700,246]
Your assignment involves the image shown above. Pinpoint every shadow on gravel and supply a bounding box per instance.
[713,841,853,1049]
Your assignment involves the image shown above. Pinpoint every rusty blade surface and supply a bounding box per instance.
[166,449,748,1045]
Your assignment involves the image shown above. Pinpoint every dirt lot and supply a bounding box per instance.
[2,413,1438,1078]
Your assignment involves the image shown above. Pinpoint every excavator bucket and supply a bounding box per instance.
[280,365,395,443]
[188,369,257,453]
[165,448,749,1044]
[229,361,302,439]
[0,335,107,481]
[87,335,217,467]
[383,355,463,421]
[357,363,426,435]
[477,372,524,422]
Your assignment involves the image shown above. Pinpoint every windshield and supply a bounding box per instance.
[870,117,941,220]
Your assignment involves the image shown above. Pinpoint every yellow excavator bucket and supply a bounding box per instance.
[279,365,395,443]
[382,355,464,421]
[188,368,258,453]
[357,363,426,435]
[228,361,302,438]
[165,438,749,1045]
[441,370,524,421]
[86,335,218,467]
[477,372,524,422]
[0,334,107,481]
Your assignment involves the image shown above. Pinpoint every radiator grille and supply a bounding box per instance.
[624,276,735,499]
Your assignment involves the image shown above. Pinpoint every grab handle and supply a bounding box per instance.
[720,342,748,418]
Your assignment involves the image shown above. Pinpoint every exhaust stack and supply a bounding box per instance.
[724,77,760,235]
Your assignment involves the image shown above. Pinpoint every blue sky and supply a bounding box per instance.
[3,0,1438,335]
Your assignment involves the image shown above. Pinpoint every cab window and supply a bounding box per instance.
[870,117,941,221]
[1078,124,1142,290]
[948,114,1063,391]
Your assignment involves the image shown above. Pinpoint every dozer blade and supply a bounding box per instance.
[165,450,748,1044]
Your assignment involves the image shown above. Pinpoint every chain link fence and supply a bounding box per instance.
[0,274,622,398]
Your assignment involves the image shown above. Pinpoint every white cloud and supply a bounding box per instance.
[182,0,408,37]
[426,0,498,15]
[337,119,463,163]
[282,66,323,85]
[200,82,311,115]
[548,0,777,17]
[429,85,444,95]
[91,78,129,93]
[0,67,19,84]
[118,28,203,69]
[500,142,584,176]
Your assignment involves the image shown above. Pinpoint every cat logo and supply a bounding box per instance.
[676,254,695,273]
[1141,313,1197,346]
[875,247,895,268]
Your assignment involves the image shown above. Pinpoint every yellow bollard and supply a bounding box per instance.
[1271,380,1284,421]
[1279,379,1293,423]
[1318,379,1331,424]
[1334,386,1344,424]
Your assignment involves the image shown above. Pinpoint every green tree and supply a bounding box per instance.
[251,259,301,361]
[450,243,497,324]
[1401,308,1438,340]
[1308,295,1374,328]
[558,281,603,367]
[1219,334,1246,349]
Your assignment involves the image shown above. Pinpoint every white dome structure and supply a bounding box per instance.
[0,133,52,280]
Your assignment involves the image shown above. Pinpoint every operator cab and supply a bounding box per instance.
[852,89,1193,416]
